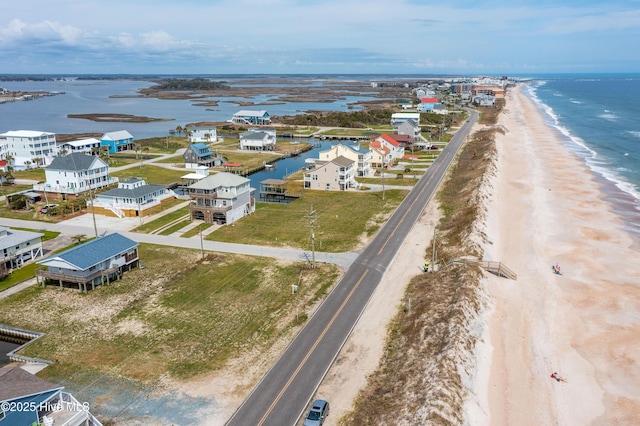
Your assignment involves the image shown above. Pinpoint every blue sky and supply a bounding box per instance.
[1,0,639,75]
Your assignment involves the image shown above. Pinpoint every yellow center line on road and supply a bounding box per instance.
[256,269,370,426]
[376,167,440,256]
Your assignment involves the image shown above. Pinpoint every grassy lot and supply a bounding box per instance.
[208,189,407,252]
[317,128,385,137]
[0,244,340,383]
[158,219,191,236]
[132,205,190,233]
[111,164,187,185]
[180,223,214,238]
[357,176,420,186]
[136,136,191,154]
[211,151,281,172]
[152,155,185,164]
[11,169,46,181]
[1,183,40,195]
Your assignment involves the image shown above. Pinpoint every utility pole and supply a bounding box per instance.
[89,186,98,238]
[304,206,319,268]
[200,224,204,259]
[381,166,385,201]
[431,227,437,269]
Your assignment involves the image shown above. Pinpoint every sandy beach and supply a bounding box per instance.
[483,84,640,424]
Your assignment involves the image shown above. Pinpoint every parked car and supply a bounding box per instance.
[39,204,58,214]
[303,400,329,426]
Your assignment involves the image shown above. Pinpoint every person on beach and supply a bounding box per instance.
[424,262,430,272]
[553,263,562,275]
[551,372,567,382]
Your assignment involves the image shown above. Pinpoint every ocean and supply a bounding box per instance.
[524,75,640,237]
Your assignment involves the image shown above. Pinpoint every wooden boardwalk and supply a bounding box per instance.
[449,258,517,280]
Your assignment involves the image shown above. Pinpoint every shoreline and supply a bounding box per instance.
[482,83,640,424]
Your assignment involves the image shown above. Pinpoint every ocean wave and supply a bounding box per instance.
[627,130,640,139]
[523,82,640,205]
[599,112,618,121]
[569,99,583,104]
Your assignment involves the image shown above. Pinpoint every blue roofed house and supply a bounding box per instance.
[183,143,224,169]
[35,233,139,292]
[100,130,134,154]
[0,363,102,426]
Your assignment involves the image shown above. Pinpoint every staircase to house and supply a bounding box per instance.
[108,205,125,218]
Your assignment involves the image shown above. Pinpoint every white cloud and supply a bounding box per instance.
[0,18,83,44]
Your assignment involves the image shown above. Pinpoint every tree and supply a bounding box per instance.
[32,157,42,167]
[23,160,32,169]
[175,125,184,135]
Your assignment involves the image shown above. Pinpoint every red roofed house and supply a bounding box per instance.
[369,141,391,169]
[371,134,405,161]
[417,97,439,112]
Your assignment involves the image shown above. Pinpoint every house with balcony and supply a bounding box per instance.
[58,137,101,155]
[0,130,58,170]
[33,152,117,200]
[36,232,139,293]
[394,119,421,141]
[183,143,224,169]
[317,143,373,177]
[100,130,134,154]
[0,363,102,426]
[368,142,392,169]
[371,134,405,161]
[231,110,271,125]
[187,172,255,225]
[239,128,276,151]
[0,226,43,276]
[304,156,356,191]
[417,97,439,112]
[186,125,217,143]
[90,177,173,218]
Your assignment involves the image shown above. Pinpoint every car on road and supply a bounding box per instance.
[303,400,329,426]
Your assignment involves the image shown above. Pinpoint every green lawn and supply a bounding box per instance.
[132,205,191,233]
[10,169,45,181]
[208,189,407,252]
[111,164,187,185]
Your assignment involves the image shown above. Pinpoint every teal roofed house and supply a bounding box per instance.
[35,233,139,292]
[100,130,134,153]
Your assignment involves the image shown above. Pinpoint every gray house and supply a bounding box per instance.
[183,143,224,169]
[36,233,139,292]
[0,226,43,276]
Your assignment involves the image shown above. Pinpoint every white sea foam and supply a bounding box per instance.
[524,83,640,205]
[599,113,618,121]
[570,99,583,104]
[627,131,640,139]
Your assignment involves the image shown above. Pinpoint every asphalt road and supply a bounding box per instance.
[226,110,479,426]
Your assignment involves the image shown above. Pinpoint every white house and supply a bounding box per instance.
[91,177,174,218]
[0,226,43,272]
[303,156,357,191]
[317,143,373,177]
[187,126,218,143]
[187,172,255,224]
[0,130,58,169]
[371,134,405,160]
[33,152,116,199]
[239,128,276,151]
[231,110,271,125]
[58,138,101,155]
[390,112,420,127]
